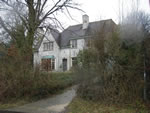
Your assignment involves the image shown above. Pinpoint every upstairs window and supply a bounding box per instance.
[71,39,77,48]
[43,42,53,51]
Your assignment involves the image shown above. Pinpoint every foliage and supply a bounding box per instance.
[66,97,149,113]
[0,0,81,65]
[74,30,145,104]
[0,46,73,103]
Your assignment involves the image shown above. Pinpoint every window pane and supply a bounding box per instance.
[43,42,53,51]
[71,40,77,48]
[51,59,55,70]
[46,43,49,50]
[52,43,53,50]
[48,42,50,50]
[43,43,47,51]
[50,42,53,50]
[41,58,55,71]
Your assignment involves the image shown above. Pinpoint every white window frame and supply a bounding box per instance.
[51,59,55,70]
[43,42,54,51]
[41,58,55,71]
[71,39,77,48]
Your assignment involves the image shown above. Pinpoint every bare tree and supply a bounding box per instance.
[0,0,81,64]
[120,11,150,43]
[118,0,140,24]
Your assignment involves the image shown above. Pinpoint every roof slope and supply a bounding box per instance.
[34,19,116,51]
[60,19,116,48]
[34,28,60,52]
[50,29,60,46]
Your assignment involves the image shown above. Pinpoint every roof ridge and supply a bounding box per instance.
[61,19,113,33]
[68,19,112,27]
[34,19,116,51]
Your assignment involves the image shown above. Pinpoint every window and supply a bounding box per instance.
[51,59,55,70]
[43,42,53,51]
[41,58,55,71]
[71,39,77,48]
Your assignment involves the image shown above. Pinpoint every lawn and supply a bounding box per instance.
[66,97,149,113]
[0,72,74,109]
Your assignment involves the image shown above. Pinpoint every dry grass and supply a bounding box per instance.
[0,72,74,109]
[66,97,149,113]
[0,100,28,109]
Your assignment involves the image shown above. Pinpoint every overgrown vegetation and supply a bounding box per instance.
[66,97,149,113]
[74,31,145,104]
[0,0,78,106]
[0,46,73,104]
[0,0,81,65]
[0,69,73,108]
[72,10,150,108]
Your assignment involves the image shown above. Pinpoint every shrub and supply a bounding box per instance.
[0,45,73,102]
[75,31,145,104]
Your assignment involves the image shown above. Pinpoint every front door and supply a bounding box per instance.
[63,59,67,71]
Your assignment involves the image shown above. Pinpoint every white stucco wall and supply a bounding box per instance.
[59,38,85,71]
[34,31,60,71]
[34,35,86,71]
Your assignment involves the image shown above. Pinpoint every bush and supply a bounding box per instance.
[75,31,145,104]
[0,46,73,102]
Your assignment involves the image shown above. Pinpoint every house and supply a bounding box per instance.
[33,15,116,71]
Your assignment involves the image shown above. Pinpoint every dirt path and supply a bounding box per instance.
[6,86,77,113]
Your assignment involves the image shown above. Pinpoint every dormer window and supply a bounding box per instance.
[43,42,53,51]
[70,39,77,48]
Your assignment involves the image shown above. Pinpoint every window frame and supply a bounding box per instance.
[71,39,77,48]
[41,58,55,71]
[51,58,55,70]
[43,42,54,51]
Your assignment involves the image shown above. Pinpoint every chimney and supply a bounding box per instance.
[82,14,89,29]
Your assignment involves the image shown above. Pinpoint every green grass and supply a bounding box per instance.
[66,97,149,113]
[50,72,74,88]
[0,72,74,109]
[0,100,28,109]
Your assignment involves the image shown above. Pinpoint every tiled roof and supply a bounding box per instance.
[60,19,116,48]
[34,19,116,51]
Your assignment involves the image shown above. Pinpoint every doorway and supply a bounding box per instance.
[62,59,67,71]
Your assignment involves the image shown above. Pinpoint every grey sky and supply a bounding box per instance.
[57,0,150,28]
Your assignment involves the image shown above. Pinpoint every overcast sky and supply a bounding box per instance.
[57,0,150,28]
